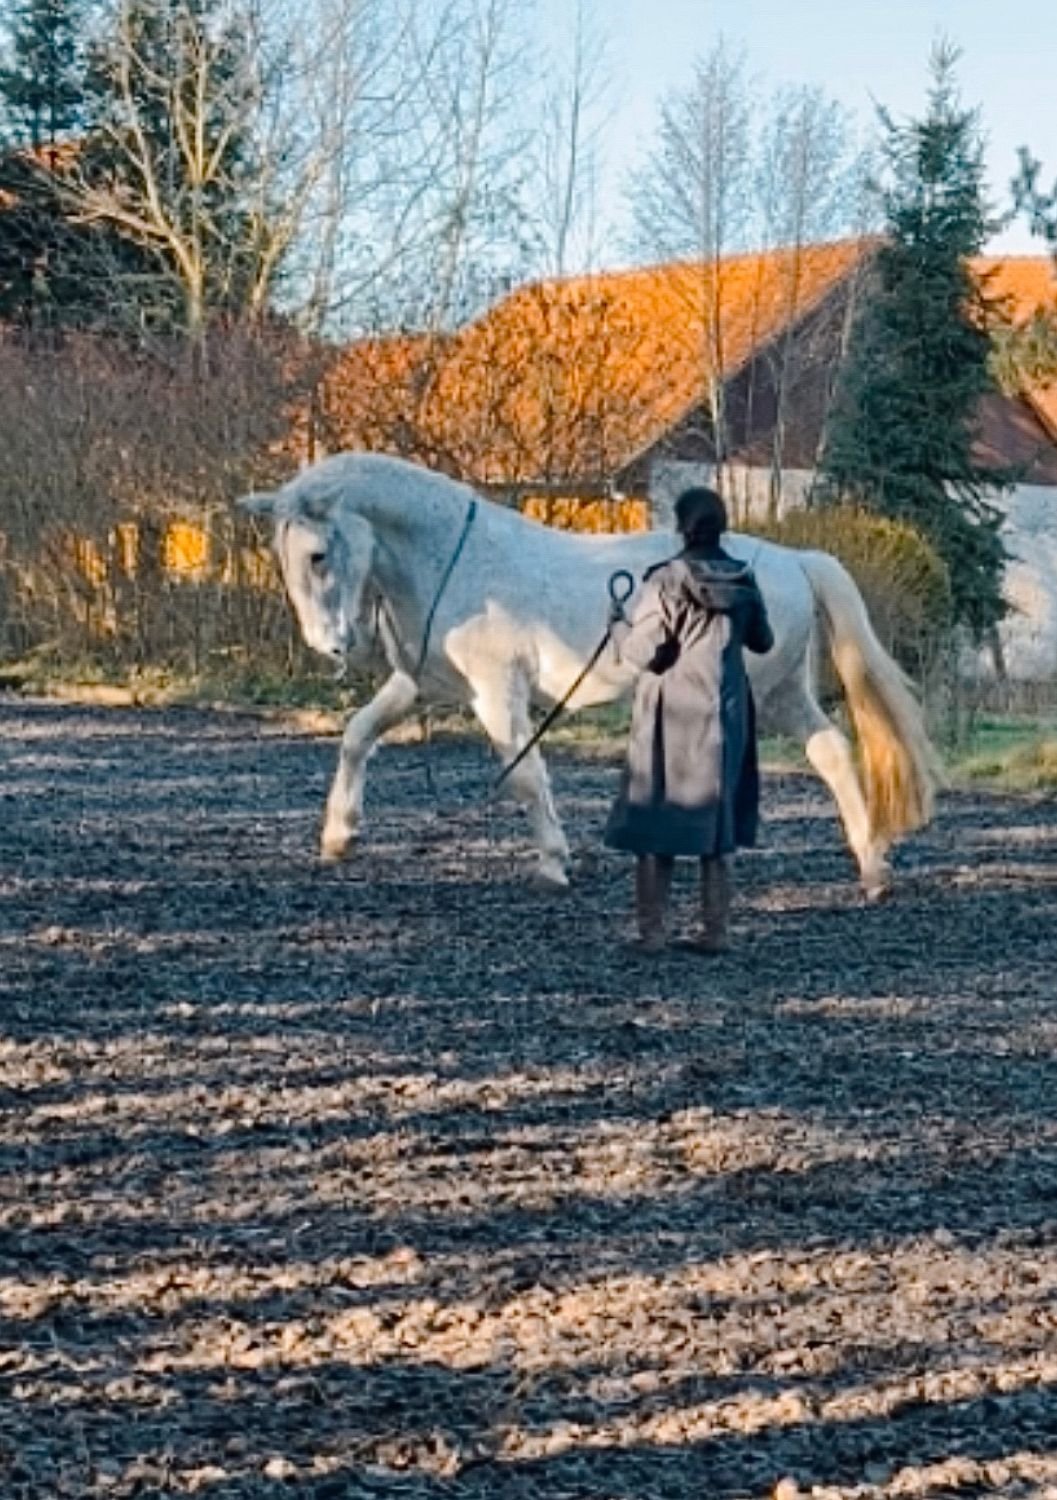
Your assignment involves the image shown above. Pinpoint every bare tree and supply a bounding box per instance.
[39,0,588,344]
[754,85,870,513]
[283,0,455,337]
[46,0,430,337]
[387,0,535,335]
[309,0,543,467]
[51,0,277,335]
[284,0,389,333]
[627,38,754,479]
[526,0,610,279]
[809,148,882,492]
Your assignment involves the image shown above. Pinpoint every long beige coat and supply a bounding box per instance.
[604,549,773,858]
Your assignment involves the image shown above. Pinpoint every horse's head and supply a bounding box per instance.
[238,482,376,663]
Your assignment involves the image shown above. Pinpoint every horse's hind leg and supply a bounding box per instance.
[768,680,891,899]
[321,670,418,861]
[471,672,571,888]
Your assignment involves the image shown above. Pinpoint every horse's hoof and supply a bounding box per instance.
[862,864,893,902]
[320,834,356,863]
[534,859,570,890]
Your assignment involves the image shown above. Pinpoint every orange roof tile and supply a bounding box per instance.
[322,242,1057,485]
[323,240,873,483]
[974,255,1057,322]
[320,332,444,451]
[974,254,1057,444]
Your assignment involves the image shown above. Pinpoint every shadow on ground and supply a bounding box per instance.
[2,700,1056,1498]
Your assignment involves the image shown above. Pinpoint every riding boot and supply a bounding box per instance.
[691,856,732,954]
[634,855,673,952]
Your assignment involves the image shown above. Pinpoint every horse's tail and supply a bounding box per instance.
[799,549,941,848]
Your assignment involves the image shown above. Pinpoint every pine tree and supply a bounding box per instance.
[0,0,99,325]
[0,0,88,148]
[818,45,1010,640]
[1009,149,1057,385]
[1013,148,1057,265]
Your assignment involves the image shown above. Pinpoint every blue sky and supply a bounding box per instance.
[545,0,1056,258]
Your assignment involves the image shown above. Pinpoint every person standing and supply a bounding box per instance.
[605,487,774,953]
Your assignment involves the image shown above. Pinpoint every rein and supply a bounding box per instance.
[332,497,476,692]
[491,539,767,794]
[492,569,635,793]
[411,497,478,680]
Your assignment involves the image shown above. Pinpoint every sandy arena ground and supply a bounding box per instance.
[2,699,1056,1498]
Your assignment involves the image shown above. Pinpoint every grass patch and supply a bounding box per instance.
[6,654,1057,792]
[558,709,1057,789]
[948,715,1057,791]
[759,734,809,772]
[547,702,631,758]
[0,653,365,719]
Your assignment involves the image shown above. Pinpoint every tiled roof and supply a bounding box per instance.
[320,241,1057,483]
[975,255,1057,319]
[319,332,445,455]
[976,254,1057,442]
[322,240,873,483]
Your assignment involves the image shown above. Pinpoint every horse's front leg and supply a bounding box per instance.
[321,670,418,861]
[471,671,571,889]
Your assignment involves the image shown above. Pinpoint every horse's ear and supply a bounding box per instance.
[237,491,276,517]
[298,491,337,524]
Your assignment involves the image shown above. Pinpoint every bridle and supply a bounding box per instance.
[299,496,479,685]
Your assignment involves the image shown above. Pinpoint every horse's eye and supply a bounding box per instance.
[309,551,327,572]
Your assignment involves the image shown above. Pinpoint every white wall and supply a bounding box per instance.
[648,460,814,527]
[647,460,713,529]
[987,484,1057,682]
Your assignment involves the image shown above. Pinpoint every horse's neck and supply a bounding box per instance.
[347,478,473,558]
[342,477,478,634]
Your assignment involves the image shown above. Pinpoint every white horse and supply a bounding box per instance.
[240,452,937,895]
